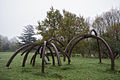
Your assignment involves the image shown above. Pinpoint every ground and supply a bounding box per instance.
[0,52,120,80]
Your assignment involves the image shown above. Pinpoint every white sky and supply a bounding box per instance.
[0,0,120,39]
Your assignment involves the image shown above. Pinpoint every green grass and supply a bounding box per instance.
[0,52,120,80]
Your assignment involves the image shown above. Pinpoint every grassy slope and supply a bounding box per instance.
[0,52,120,80]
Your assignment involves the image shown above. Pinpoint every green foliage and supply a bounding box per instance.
[37,7,90,55]
[0,52,120,80]
[101,27,120,58]
[59,10,89,46]
[92,9,120,58]
[37,7,62,41]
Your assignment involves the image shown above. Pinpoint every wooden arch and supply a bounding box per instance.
[65,34,115,70]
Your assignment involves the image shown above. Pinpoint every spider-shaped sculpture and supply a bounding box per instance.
[6,29,115,73]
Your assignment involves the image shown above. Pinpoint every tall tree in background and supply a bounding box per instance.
[37,7,62,42]
[37,7,90,56]
[18,25,36,45]
[37,7,89,43]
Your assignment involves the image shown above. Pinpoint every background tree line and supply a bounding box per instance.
[0,7,120,59]
[0,35,19,52]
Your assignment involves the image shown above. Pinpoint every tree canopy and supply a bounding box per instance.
[37,7,89,48]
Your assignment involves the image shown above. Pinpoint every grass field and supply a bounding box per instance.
[0,52,120,80]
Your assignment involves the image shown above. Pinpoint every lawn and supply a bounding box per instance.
[0,52,120,80]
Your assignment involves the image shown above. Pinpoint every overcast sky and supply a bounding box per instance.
[0,0,120,39]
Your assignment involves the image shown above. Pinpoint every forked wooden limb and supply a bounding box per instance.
[48,42,62,66]
[46,45,55,65]
[90,29,101,63]
[41,41,46,73]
